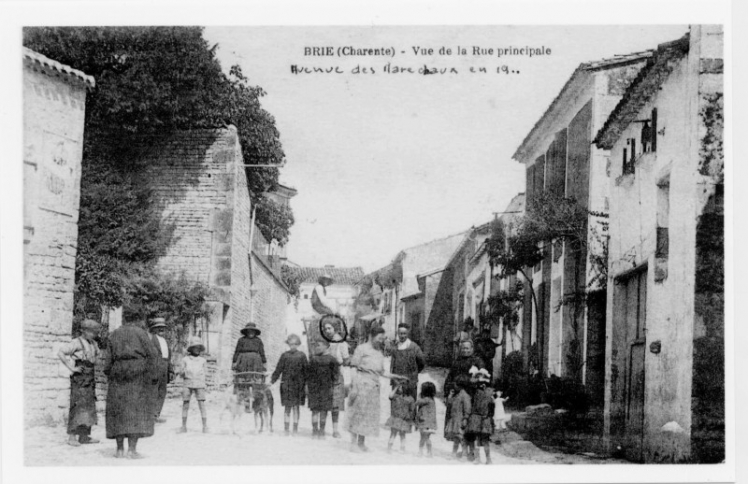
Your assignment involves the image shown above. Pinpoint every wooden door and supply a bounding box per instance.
[623,269,647,462]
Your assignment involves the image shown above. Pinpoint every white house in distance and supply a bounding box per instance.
[285,265,365,354]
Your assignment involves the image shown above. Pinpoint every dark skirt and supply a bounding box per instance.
[280,378,306,407]
[68,362,97,433]
[466,414,494,436]
[105,358,155,439]
[332,371,345,411]
[234,352,265,397]
[308,385,334,411]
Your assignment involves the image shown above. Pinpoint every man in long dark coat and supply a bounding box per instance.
[389,323,425,398]
[104,320,159,459]
[148,317,172,423]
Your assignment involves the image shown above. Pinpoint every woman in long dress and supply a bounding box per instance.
[232,322,266,411]
[104,320,159,459]
[345,325,386,452]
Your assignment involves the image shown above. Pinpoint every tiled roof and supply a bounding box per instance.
[594,34,690,150]
[288,266,365,286]
[512,51,653,163]
[23,47,95,87]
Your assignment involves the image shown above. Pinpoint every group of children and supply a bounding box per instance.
[382,366,509,464]
[175,331,510,464]
[443,367,509,465]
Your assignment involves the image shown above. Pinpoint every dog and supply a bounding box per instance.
[250,382,274,434]
[219,383,245,435]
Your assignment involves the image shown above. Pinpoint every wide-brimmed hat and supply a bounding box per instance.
[80,319,101,332]
[148,317,167,330]
[240,322,261,336]
[318,273,334,285]
[187,337,205,352]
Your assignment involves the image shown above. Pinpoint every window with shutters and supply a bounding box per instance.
[655,176,670,282]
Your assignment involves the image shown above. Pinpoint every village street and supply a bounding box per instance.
[25,365,615,467]
[16,25,725,476]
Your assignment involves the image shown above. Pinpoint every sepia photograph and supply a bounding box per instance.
[0,2,738,482]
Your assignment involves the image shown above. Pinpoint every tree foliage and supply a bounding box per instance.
[23,27,294,321]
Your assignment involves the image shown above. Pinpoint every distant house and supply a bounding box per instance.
[365,232,468,355]
[23,48,94,425]
[512,48,654,406]
[594,27,723,463]
[284,265,365,354]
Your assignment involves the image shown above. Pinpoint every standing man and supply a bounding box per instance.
[148,317,172,424]
[389,323,425,398]
[474,328,500,380]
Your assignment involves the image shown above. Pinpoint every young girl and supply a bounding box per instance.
[414,381,437,457]
[444,375,472,459]
[386,381,415,453]
[465,370,495,465]
[307,338,339,439]
[58,319,101,446]
[179,337,208,433]
[494,389,510,430]
[271,334,308,436]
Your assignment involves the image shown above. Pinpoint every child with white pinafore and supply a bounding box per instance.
[494,389,510,430]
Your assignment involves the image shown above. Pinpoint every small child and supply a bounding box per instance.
[271,334,308,436]
[179,337,208,433]
[493,389,510,430]
[306,338,339,439]
[465,370,495,465]
[444,375,472,459]
[386,381,415,453]
[414,381,437,457]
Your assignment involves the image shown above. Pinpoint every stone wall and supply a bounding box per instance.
[250,255,291,374]
[135,127,255,379]
[23,58,89,426]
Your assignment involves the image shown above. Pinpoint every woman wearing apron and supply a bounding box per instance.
[58,319,101,446]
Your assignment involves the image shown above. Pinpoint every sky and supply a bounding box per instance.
[203,25,688,273]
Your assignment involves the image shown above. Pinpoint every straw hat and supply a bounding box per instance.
[80,319,101,332]
[318,273,334,286]
[187,337,205,352]
[148,317,167,330]
[240,322,261,336]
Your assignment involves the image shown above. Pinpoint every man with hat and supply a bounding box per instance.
[148,317,173,423]
[311,273,337,316]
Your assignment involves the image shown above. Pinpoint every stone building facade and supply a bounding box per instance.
[23,48,94,425]
[134,127,291,382]
[594,27,723,463]
[367,232,466,348]
[512,50,653,406]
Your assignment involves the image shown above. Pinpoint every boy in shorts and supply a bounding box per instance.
[179,337,208,433]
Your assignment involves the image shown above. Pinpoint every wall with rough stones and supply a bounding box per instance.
[23,61,89,426]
